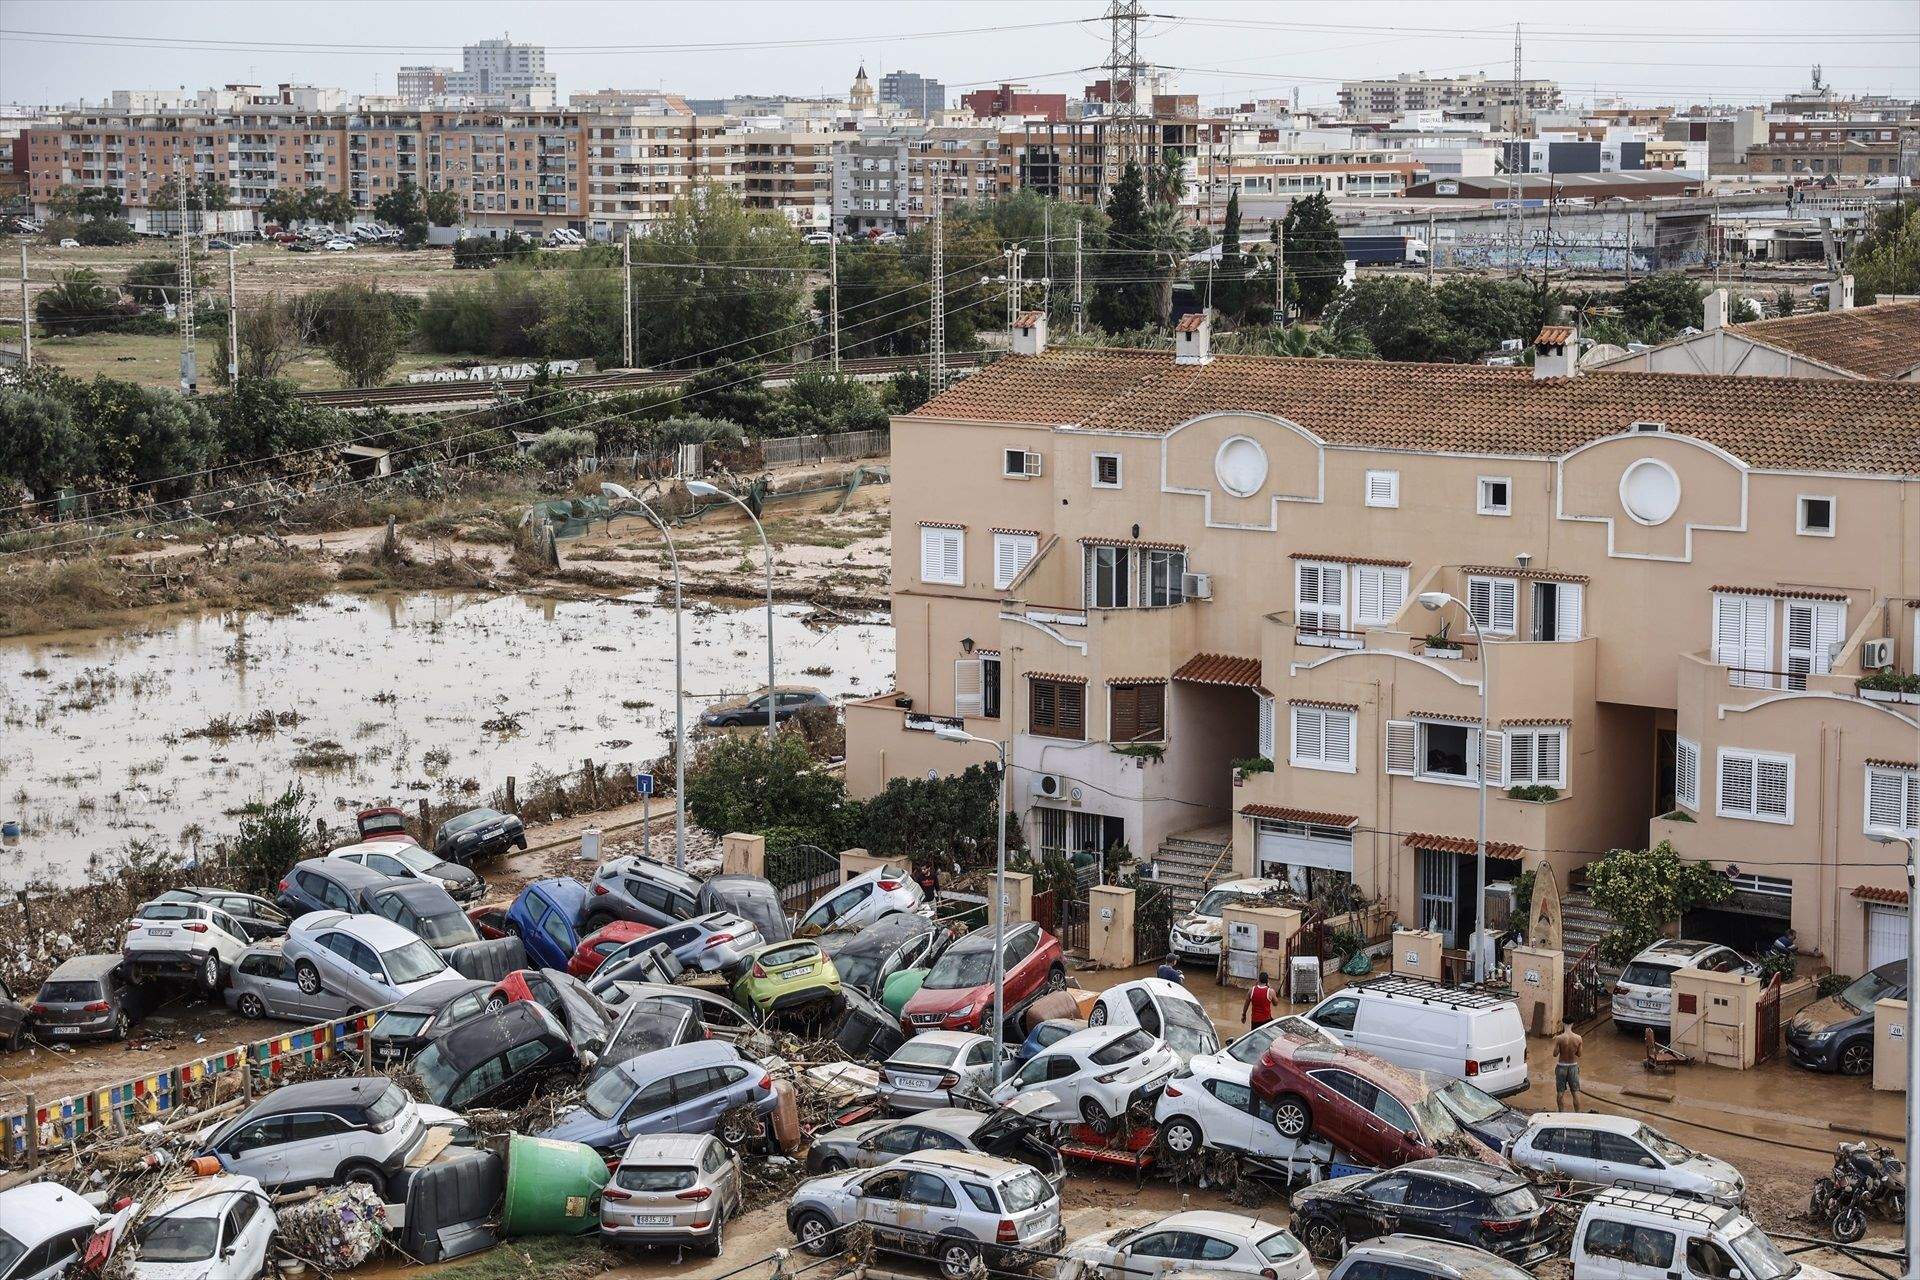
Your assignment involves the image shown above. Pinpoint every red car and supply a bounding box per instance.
[901,921,1065,1034]
[567,921,656,979]
[1249,1033,1501,1169]
[356,805,415,844]
[467,902,512,939]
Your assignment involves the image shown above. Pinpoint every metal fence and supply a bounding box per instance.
[759,428,890,469]
[766,843,842,916]
[2,1008,380,1167]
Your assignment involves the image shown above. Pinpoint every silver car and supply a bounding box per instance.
[877,1030,1004,1112]
[280,912,466,1010]
[806,1097,1064,1183]
[601,1133,743,1256]
[194,1077,424,1198]
[797,864,926,934]
[788,1151,1065,1280]
[630,911,765,975]
[226,945,355,1023]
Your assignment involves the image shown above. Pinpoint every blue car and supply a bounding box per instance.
[505,878,591,970]
[1014,1017,1085,1066]
[536,1040,776,1154]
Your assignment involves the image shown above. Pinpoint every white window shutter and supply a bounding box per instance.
[1323,564,1345,609]
[993,534,1035,590]
[1865,769,1909,832]
[1257,696,1276,760]
[1714,593,1772,687]
[1355,568,1384,626]
[1481,729,1505,786]
[1381,569,1408,623]
[1507,732,1535,784]
[1490,579,1518,635]
[1325,712,1354,766]
[1719,752,1755,815]
[1756,757,1792,820]
[1675,739,1699,809]
[1538,729,1565,785]
[954,659,984,717]
[1556,584,1583,642]
[1291,707,1322,763]
[1813,602,1845,673]
[1468,577,1492,630]
[1784,602,1815,683]
[1385,720,1418,775]
[1366,470,1399,508]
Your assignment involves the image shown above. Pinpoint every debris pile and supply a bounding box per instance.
[276,1183,387,1270]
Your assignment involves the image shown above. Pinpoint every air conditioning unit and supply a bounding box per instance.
[1181,571,1213,600]
[1862,638,1895,670]
[1031,772,1064,802]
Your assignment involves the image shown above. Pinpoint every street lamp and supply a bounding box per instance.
[1417,590,1491,983]
[1864,824,1916,1279]
[934,722,1011,1079]
[602,483,687,868]
[686,479,777,744]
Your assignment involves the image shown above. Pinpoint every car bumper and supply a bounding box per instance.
[764,986,841,1013]
[1784,1035,1840,1071]
[878,1084,958,1112]
[1474,1068,1530,1098]
[1611,996,1670,1028]
[1168,931,1220,960]
[601,1216,721,1243]
[124,949,206,977]
[33,1015,115,1039]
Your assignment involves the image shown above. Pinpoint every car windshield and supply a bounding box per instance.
[1090,1029,1155,1066]
[759,943,817,968]
[373,1011,431,1038]
[1493,1188,1539,1215]
[37,981,102,1002]
[412,1042,459,1099]
[1257,1231,1303,1261]
[381,941,447,985]
[998,1170,1051,1213]
[834,952,884,991]
[385,845,439,872]
[1409,1091,1460,1143]
[134,1214,220,1262]
[1227,1022,1285,1064]
[926,949,994,989]
[717,889,786,940]
[1194,888,1259,917]
[362,813,407,835]
[138,902,198,921]
[583,1069,635,1120]
[1620,962,1677,989]
[1838,967,1904,1013]
[411,907,476,947]
[1439,1077,1508,1123]
[1729,1226,1799,1280]
[891,1040,962,1068]
[457,810,504,830]
[606,1005,685,1062]
[1161,1002,1219,1055]
[1637,1125,1693,1163]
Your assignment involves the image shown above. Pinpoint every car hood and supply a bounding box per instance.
[1291,1172,1371,1205]
[1684,1154,1744,1187]
[1788,995,1870,1035]
[1466,1107,1531,1146]
[1061,1227,1130,1262]
[536,1105,611,1144]
[1172,914,1223,940]
[902,983,987,1016]
[798,1168,862,1198]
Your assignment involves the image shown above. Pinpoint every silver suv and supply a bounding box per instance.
[601,1133,743,1256]
[788,1151,1064,1280]
[194,1077,423,1198]
[585,856,703,931]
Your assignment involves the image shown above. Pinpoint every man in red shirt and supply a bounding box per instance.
[1242,970,1275,1029]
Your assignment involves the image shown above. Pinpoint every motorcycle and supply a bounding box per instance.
[1811,1141,1904,1242]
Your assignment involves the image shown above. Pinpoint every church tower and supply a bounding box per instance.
[850,65,876,110]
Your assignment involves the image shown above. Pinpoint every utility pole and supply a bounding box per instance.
[928,187,946,393]
[176,159,197,395]
[17,243,28,369]
[829,233,840,372]
[620,233,634,368]
[1277,220,1288,327]
[1426,214,1435,287]
[225,246,238,388]
[1624,219,1634,282]
[1042,203,1052,305]
[1072,220,1084,335]
[1504,22,1524,277]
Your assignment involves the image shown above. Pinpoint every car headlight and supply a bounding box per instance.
[1802,1027,1835,1042]
[949,1003,975,1018]
[457,831,478,843]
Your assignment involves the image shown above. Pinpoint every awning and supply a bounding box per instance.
[1243,804,1358,829]
[1173,652,1263,689]
[1853,885,1910,906]
[1402,831,1527,858]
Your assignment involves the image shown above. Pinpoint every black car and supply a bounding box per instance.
[1290,1158,1557,1265]
[0,975,26,1050]
[368,979,493,1067]
[29,954,144,1043]
[434,808,527,864]
[1417,1072,1530,1152]
[829,984,906,1061]
[410,1002,580,1110]
[1787,959,1907,1075]
[366,881,524,981]
[149,887,290,940]
[698,688,832,728]
[816,913,951,1000]
[276,859,406,918]
[597,996,703,1077]
[588,942,686,997]
[697,873,792,944]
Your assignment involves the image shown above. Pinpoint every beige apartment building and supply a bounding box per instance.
[846,319,1920,974]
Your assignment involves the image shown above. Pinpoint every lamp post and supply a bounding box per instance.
[687,479,777,744]
[1864,825,1917,1280]
[934,723,1010,1079]
[1417,590,1490,982]
[603,484,687,868]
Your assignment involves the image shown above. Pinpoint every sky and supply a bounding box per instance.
[1,0,1917,111]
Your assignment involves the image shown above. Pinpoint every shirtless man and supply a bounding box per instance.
[1553,1020,1585,1110]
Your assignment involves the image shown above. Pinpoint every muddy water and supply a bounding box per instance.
[0,590,892,888]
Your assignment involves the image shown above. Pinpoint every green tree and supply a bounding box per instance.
[207,376,349,459]
[313,190,353,225]
[1585,841,1734,964]
[1850,202,1920,301]
[215,294,322,385]
[73,187,125,220]
[423,187,463,228]
[1090,159,1154,332]
[682,361,774,428]
[1213,188,1246,319]
[1434,277,1544,360]
[373,178,427,231]
[525,428,596,469]
[530,264,623,367]
[886,367,931,413]
[0,379,92,499]
[683,732,850,848]
[1262,324,1377,359]
[1327,277,1452,361]
[75,218,135,246]
[632,186,809,368]
[1611,273,1704,342]
[218,787,313,895]
[65,376,220,496]
[320,282,406,387]
[124,258,197,308]
[260,188,305,228]
[1282,192,1345,318]
[763,370,888,435]
[856,764,1020,868]
[33,268,122,335]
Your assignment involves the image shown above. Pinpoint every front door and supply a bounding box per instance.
[1418,849,1458,945]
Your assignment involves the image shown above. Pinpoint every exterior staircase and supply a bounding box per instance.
[1559,873,1621,982]
[1151,832,1234,916]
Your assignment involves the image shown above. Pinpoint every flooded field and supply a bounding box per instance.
[0,589,892,888]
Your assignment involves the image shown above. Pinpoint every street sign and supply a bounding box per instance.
[635,773,655,798]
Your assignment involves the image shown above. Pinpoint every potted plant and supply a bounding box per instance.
[1856,668,1920,704]
[1422,622,1463,659]
[1231,755,1273,785]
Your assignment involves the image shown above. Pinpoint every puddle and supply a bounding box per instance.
[0,590,893,888]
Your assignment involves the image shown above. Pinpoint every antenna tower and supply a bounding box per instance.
[928,187,946,394]
[177,159,197,393]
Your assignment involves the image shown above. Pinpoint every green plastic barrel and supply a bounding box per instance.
[501,1133,610,1236]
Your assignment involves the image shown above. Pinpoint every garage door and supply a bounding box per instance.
[1255,821,1354,876]
[1867,904,1909,970]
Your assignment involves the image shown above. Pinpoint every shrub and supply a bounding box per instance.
[524,428,595,469]
[1507,783,1560,802]
[1232,755,1273,774]
[1586,840,1734,964]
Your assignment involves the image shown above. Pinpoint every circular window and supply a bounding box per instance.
[1214,436,1269,498]
[1619,458,1681,526]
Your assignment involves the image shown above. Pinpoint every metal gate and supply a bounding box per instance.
[1058,896,1089,956]
[1756,979,1782,1065]
[1417,848,1458,945]
[766,843,841,916]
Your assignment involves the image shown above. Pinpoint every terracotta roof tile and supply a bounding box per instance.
[992,527,1041,537]
[1536,325,1576,347]
[1016,311,1046,327]
[1081,536,1186,551]
[1290,551,1412,568]
[1731,300,1920,380]
[1851,885,1910,905]
[1106,676,1168,686]
[1242,804,1358,828]
[1290,698,1359,711]
[1175,312,1209,332]
[1711,584,1850,603]
[1403,831,1528,858]
[1502,717,1572,726]
[907,347,1920,475]
[1458,564,1590,583]
[1025,671,1087,684]
[1409,710,1483,724]
[1865,758,1917,771]
[1172,652,1263,688]
[918,519,966,530]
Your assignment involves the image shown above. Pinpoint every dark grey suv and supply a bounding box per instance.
[31,955,141,1042]
[586,856,703,931]
[277,859,406,919]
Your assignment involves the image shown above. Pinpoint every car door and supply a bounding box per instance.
[447,1054,511,1111]
[213,1116,289,1183]
[282,1111,351,1184]
[1004,928,1042,1003]
[620,1074,679,1139]
[1126,987,1164,1035]
[1350,1173,1412,1242]
[1364,1088,1428,1166]
[1580,1217,1679,1280]
[672,1067,731,1133]
[219,1195,263,1274]
[1200,1077,1258,1152]
[15,1227,91,1280]
[900,1170,963,1242]
[1528,1126,1599,1184]
[857,1169,908,1242]
[536,904,576,970]
[1593,1131,1665,1190]
[1121,1229,1202,1280]
[345,937,389,1003]
[961,1039,999,1094]
[1306,1069,1379,1157]
[864,1123,928,1166]
[651,923,702,965]
[210,910,248,959]
[1308,995,1362,1046]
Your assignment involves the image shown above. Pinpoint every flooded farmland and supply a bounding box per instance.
[0,590,893,888]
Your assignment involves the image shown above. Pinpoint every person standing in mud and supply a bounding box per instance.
[1554,1019,1585,1110]
[1243,971,1275,1029]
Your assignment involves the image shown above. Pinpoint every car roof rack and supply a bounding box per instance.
[1355,975,1511,1009]
[1590,1188,1734,1227]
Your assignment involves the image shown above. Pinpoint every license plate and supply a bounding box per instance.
[148,928,174,937]
[633,1214,675,1226]
[782,964,814,977]
[898,1075,935,1090]
[49,1027,79,1036]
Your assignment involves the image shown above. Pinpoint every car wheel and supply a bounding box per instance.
[794,1210,836,1255]
[582,909,615,931]
[1837,1040,1874,1076]
[5,1022,28,1052]
[1831,1204,1866,1244]
[339,1163,387,1199]
[486,995,507,1014]
[1080,1097,1114,1135]
[1087,1002,1108,1027]
[937,1237,981,1280]
[236,993,265,1020]
[718,1110,756,1148]
[817,1154,848,1172]
[294,960,323,996]
[1043,964,1067,994]
[704,1214,726,1257]
[1301,1216,1345,1263]
[201,954,226,994]
[1159,1116,1202,1155]
[1270,1092,1312,1139]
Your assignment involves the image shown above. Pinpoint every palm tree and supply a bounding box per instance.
[1270,325,1376,360]
[1144,203,1189,324]
[33,268,121,336]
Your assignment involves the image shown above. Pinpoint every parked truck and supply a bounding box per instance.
[1341,234,1428,267]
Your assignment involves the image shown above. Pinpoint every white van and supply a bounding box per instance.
[1300,977,1529,1096]
[1571,1188,1829,1280]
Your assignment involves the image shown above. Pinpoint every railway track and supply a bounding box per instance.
[299,352,988,409]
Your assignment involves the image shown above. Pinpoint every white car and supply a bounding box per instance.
[0,1181,130,1280]
[1086,977,1220,1063]
[1612,940,1753,1034]
[129,1174,275,1280]
[1153,1054,1332,1165]
[58,238,80,248]
[991,1025,1179,1131]
[322,238,354,251]
[797,864,925,934]
[1062,1210,1314,1280]
[1168,878,1281,963]
[123,899,253,993]
[327,840,482,903]
[1508,1112,1746,1207]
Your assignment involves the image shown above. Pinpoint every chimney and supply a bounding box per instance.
[1174,310,1212,365]
[1828,273,1854,312]
[1532,325,1579,379]
[1010,310,1048,356]
[1703,288,1729,331]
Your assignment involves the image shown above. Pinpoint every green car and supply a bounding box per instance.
[881,967,928,1017]
[733,939,842,1016]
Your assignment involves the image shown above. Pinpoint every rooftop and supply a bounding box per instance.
[1729,298,1920,380]
[907,347,1920,475]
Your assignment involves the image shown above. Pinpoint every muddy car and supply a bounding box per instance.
[0,976,28,1051]
[368,979,493,1067]
[1250,1036,1500,1170]
[434,807,527,864]
[807,1096,1063,1181]
[1786,960,1905,1075]
[1290,1158,1557,1264]
[366,880,524,981]
[410,1001,582,1111]
[29,955,143,1043]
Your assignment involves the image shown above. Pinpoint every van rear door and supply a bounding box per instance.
[1468,1006,1530,1095]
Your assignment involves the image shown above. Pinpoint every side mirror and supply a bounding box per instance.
[849,1185,865,1199]
[1640,1157,1660,1169]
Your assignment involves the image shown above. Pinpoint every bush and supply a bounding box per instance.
[1506,784,1561,802]
[1586,841,1733,964]
[1232,756,1273,774]
[1756,952,1796,984]
[683,732,848,849]
[524,428,595,469]
[75,218,135,246]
